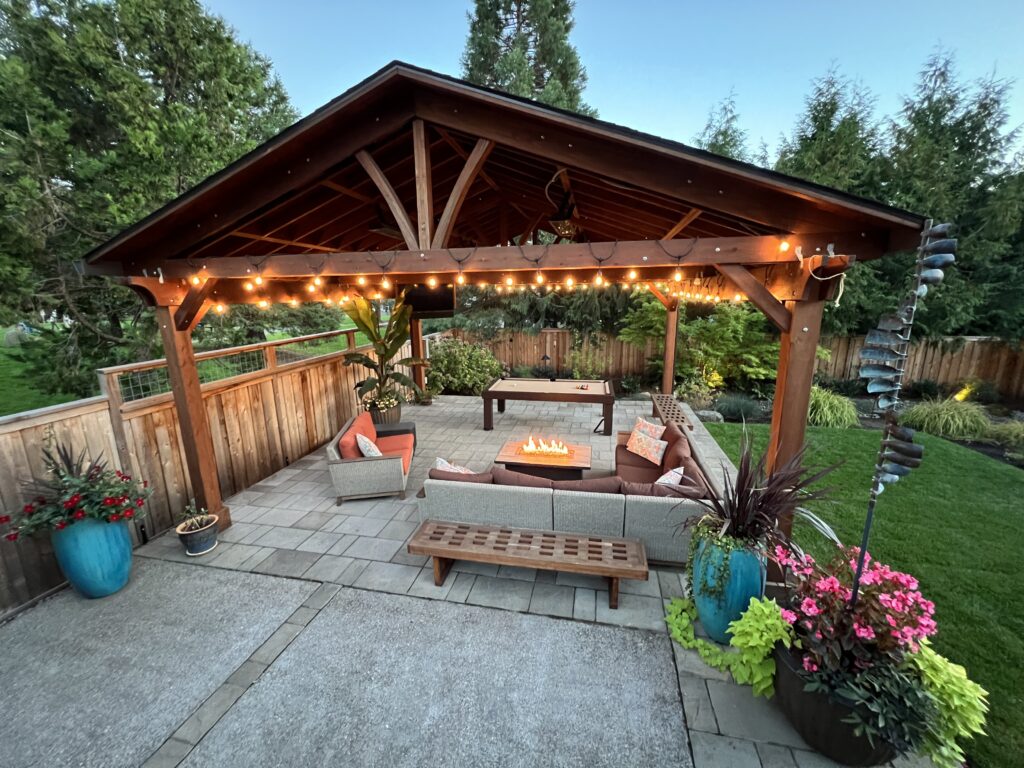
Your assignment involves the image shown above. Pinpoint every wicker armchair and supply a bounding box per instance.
[326,414,416,504]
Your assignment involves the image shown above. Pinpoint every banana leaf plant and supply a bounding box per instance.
[341,293,428,405]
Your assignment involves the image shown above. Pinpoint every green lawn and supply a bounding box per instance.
[705,422,1020,768]
[0,346,77,417]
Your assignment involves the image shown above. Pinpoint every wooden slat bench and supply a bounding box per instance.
[651,393,693,430]
[407,520,648,608]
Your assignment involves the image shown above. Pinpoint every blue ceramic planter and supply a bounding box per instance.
[51,518,132,599]
[692,538,766,644]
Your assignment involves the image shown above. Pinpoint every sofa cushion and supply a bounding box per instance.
[376,433,414,473]
[633,416,667,439]
[660,422,690,469]
[428,468,493,484]
[551,476,622,494]
[491,466,553,489]
[626,430,668,465]
[338,411,377,460]
[615,443,659,470]
[615,462,663,484]
[621,480,706,499]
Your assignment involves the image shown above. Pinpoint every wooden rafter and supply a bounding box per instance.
[234,231,337,253]
[516,210,547,245]
[432,138,494,248]
[663,208,703,239]
[355,149,419,250]
[320,180,375,204]
[174,279,217,331]
[715,263,791,332]
[412,120,433,249]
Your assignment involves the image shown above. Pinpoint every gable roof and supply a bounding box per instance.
[85,61,924,272]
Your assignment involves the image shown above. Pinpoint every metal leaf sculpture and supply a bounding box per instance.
[849,221,956,608]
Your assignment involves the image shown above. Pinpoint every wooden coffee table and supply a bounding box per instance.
[494,437,592,481]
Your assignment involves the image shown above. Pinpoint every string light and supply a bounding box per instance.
[780,240,791,253]
[504,276,514,287]
[257,299,269,309]
[673,270,683,282]
[594,271,605,287]
[306,283,316,293]
[733,293,743,302]
[381,276,391,289]
[324,297,334,305]
[288,298,299,307]
[373,291,382,300]
[627,269,638,281]
[535,271,545,284]
[214,303,226,314]
[565,276,575,289]
[243,281,254,292]
[456,273,466,285]
[357,276,367,286]
[496,285,503,294]
[253,275,264,286]
[427,276,438,288]
[477,280,488,288]
[313,276,323,287]
[189,274,202,286]
[714,296,721,303]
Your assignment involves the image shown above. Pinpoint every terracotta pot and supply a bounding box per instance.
[368,404,401,424]
[773,646,897,766]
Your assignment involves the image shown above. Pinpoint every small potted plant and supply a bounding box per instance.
[1,442,150,599]
[686,436,835,643]
[342,292,428,424]
[175,503,219,556]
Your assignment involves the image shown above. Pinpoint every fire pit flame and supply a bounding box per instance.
[522,435,570,456]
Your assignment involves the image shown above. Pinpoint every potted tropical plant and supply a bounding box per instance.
[175,503,219,556]
[686,436,834,643]
[0,443,150,599]
[342,292,428,424]
[766,545,987,767]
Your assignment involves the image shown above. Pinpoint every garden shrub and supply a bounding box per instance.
[567,344,604,380]
[807,385,859,428]
[900,399,991,441]
[815,374,865,397]
[426,338,503,395]
[904,378,941,400]
[961,378,1001,405]
[714,393,762,422]
[986,421,1024,450]
[674,377,717,410]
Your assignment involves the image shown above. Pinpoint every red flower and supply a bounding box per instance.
[109,513,121,522]
[73,509,86,520]
[55,521,67,530]
[135,498,145,507]
[63,493,82,509]
[123,510,135,519]
[5,532,17,542]
[143,480,149,489]
[0,515,10,524]
[22,503,34,515]
[103,497,116,506]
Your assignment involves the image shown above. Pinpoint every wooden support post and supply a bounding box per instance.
[412,119,433,250]
[662,301,679,395]
[409,316,425,391]
[156,305,230,530]
[766,299,826,536]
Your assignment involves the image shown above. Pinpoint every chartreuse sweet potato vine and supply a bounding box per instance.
[664,597,793,697]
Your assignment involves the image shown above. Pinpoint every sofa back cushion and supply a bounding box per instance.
[621,480,707,499]
[491,466,554,488]
[660,422,690,471]
[428,468,493,484]
[338,412,377,460]
[551,476,622,494]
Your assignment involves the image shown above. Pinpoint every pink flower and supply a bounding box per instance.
[802,655,819,673]
[780,609,797,624]
[814,576,843,595]
[854,622,875,640]
[800,597,821,616]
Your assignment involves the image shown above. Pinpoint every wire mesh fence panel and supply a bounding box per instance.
[196,349,266,383]
[275,334,354,365]
[118,367,172,402]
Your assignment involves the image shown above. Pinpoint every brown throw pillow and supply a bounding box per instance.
[620,480,706,499]
[551,476,622,494]
[491,466,554,489]
[662,421,688,453]
[428,469,493,484]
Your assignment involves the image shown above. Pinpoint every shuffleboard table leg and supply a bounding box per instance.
[608,577,620,609]
[432,556,453,586]
[497,398,505,413]
[603,402,614,435]
[483,398,493,430]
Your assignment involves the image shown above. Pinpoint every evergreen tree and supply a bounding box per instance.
[461,0,595,115]
[694,92,748,161]
[0,0,298,393]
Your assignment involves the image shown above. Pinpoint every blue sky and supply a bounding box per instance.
[204,0,1024,155]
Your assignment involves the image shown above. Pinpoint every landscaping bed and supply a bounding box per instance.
[706,422,1021,768]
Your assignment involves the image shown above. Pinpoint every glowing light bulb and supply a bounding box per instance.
[324,297,334,305]
[257,299,269,309]
[478,280,488,288]
[190,275,201,286]
[535,271,545,284]
[714,295,721,303]
[381,277,391,289]
[504,276,514,287]
[306,283,316,293]
[289,299,298,307]
[627,269,637,280]
[496,285,503,294]
[456,273,466,285]
[357,276,366,286]
[254,275,264,286]
[594,272,605,286]
[313,276,323,287]
[214,303,226,314]
[243,281,254,292]
[734,293,743,302]
[780,240,791,253]
[427,276,438,288]
[373,291,382,300]
[565,276,575,288]
[673,270,682,282]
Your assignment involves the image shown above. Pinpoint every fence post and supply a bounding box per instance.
[97,370,133,474]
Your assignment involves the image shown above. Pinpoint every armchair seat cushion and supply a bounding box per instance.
[338,411,377,459]
[615,444,659,470]
[376,433,414,473]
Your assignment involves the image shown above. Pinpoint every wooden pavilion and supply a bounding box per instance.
[83,62,925,531]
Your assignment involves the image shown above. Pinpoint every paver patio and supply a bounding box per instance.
[0,397,931,767]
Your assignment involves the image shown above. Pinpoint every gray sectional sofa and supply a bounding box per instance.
[417,404,736,565]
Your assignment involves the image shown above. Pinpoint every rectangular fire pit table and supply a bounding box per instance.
[494,437,592,481]
[408,520,648,608]
[482,377,614,435]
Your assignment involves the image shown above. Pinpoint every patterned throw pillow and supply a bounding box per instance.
[633,417,667,439]
[656,467,686,486]
[435,457,473,474]
[356,433,383,458]
[626,429,668,466]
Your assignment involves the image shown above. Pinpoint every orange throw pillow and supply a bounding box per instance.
[339,411,377,459]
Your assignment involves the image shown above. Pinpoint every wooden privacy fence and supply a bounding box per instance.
[819,336,1024,400]
[0,329,405,617]
[429,329,1024,399]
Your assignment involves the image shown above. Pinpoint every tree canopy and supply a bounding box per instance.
[461,0,595,115]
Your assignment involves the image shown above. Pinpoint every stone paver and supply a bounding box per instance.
[252,550,321,578]
[174,683,246,744]
[334,516,388,537]
[573,587,597,621]
[706,679,808,749]
[342,536,404,562]
[301,554,354,583]
[377,519,418,541]
[443,572,476,603]
[528,583,575,618]
[292,511,336,530]
[352,561,420,593]
[595,592,667,632]
[679,676,719,733]
[757,743,799,768]
[689,731,762,768]
[295,531,345,554]
[407,565,454,599]
[252,526,313,550]
[466,575,535,611]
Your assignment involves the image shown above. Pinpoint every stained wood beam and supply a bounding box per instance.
[662,301,680,395]
[320,180,375,204]
[432,139,494,248]
[515,210,546,245]
[175,279,218,331]
[94,233,873,280]
[234,231,337,253]
[715,263,792,332]
[355,149,418,250]
[663,208,703,239]
[436,126,500,193]
[412,120,433,249]
[644,282,672,308]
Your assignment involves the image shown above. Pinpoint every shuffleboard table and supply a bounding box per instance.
[481,377,614,435]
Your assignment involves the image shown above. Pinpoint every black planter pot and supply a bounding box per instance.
[773,646,897,766]
[368,404,401,425]
[175,515,220,557]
